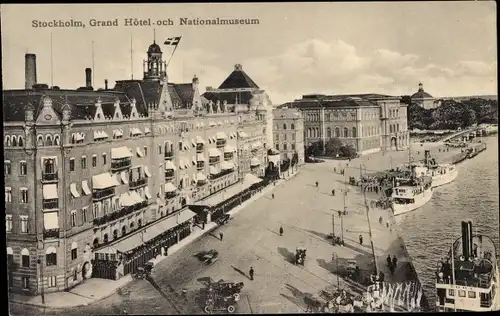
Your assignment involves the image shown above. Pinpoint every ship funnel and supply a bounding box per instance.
[461,221,469,259]
[467,221,474,258]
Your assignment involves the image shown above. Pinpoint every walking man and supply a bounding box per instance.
[219,232,224,241]
[332,189,335,196]
[359,234,363,245]
[392,255,398,269]
[182,288,188,300]
[249,267,254,281]
[272,193,275,199]
[279,226,284,236]
[386,254,392,268]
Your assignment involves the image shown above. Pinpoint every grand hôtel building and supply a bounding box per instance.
[4,42,284,295]
[279,93,410,155]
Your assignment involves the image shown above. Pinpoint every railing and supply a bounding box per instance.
[209,157,220,165]
[129,178,147,189]
[224,153,233,160]
[197,162,205,171]
[43,228,60,239]
[43,199,59,210]
[216,140,226,148]
[42,172,58,182]
[164,152,174,159]
[165,170,175,180]
[92,201,148,226]
[480,299,492,308]
[209,169,233,180]
[93,188,115,201]
[196,144,204,153]
[111,159,131,171]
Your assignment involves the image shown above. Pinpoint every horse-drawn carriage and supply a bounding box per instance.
[196,249,220,265]
[133,262,154,279]
[295,247,307,265]
[203,279,244,314]
[216,214,231,226]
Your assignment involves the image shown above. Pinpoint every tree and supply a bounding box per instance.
[305,141,323,157]
[340,145,357,158]
[324,138,343,156]
[291,152,299,166]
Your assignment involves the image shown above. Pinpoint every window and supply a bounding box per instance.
[458,290,466,297]
[20,188,28,203]
[21,248,30,267]
[352,127,357,138]
[158,145,162,154]
[276,144,280,150]
[48,276,57,288]
[468,291,476,298]
[102,153,107,165]
[73,269,78,281]
[6,215,12,232]
[69,158,75,171]
[46,247,57,266]
[81,156,87,169]
[82,207,88,223]
[291,123,295,129]
[20,215,28,233]
[344,127,349,138]
[20,161,27,175]
[71,211,77,227]
[93,203,99,219]
[284,134,287,141]
[275,134,279,141]
[4,161,11,175]
[292,134,296,141]
[335,128,340,138]
[178,141,183,151]
[292,144,296,150]
[283,124,287,130]
[5,188,12,203]
[71,242,78,260]
[22,277,30,289]
[284,143,287,150]
[327,128,332,138]
[103,201,109,215]
[144,146,148,156]
[92,155,97,167]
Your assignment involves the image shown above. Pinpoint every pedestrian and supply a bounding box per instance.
[359,234,363,245]
[279,226,284,236]
[386,254,392,267]
[249,267,254,280]
[334,167,337,173]
[272,193,275,199]
[379,216,383,225]
[332,189,335,196]
[219,232,224,241]
[386,220,390,229]
[182,288,188,300]
[392,255,398,269]
[315,181,319,188]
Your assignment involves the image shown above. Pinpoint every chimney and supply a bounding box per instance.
[104,79,108,90]
[85,68,92,88]
[25,53,37,90]
[461,221,469,260]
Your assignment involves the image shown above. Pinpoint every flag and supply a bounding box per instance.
[164,36,181,46]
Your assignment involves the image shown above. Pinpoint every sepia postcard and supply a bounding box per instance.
[2,2,498,315]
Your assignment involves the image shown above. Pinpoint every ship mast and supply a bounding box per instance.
[451,239,457,312]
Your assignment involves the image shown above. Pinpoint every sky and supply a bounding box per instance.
[1,2,497,104]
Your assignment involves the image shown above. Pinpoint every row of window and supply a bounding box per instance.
[389,108,400,118]
[5,215,28,233]
[448,289,476,299]
[4,161,27,176]
[36,134,61,147]
[305,111,357,122]
[5,188,29,204]
[307,127,358,138]
[4,135,25,147]
[275,143,296,151]
[274,123,296,130]
[7,244,78,268]
[274,133,296,142]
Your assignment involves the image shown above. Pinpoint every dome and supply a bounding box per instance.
[411,90,434,99]
[147,42,162,54]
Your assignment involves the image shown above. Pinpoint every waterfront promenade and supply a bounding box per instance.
[10,156,427,315]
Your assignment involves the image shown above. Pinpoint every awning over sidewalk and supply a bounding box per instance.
[177,208,197,224]
[244,173,263,186]
[92,172,120,189]
[111,146,133,159]
[194,178,257,207]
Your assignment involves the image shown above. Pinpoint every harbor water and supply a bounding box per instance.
[398,136,499,309]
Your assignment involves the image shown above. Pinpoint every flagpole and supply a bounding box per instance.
[166,44,180,68]
[451,239,456,312]
[50,33,54,87]
[92,41,95,85]
[130,34,134,80]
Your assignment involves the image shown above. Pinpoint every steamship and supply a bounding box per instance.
[435,221,499,312]
[390,165,433,217]
[399,150,458,189]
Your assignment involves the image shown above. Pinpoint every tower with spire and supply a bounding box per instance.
[143,30,167,80]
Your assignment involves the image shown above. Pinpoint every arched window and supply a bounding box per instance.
[71,242,78,260]
[335,128,340,138]
[46,247,57,266]
[352,127,357,138]
[93,238,99,247]
[121,226,127,236]
[291,123,295,130]
[138,219,142,227]
[344,127,349,138]
[18,136,24,147]
[21,248,30,267]
[37,135,44,146]
[7,247,13,264]
[327,127,332,138]
[283,124,287,130]
[53,135,60,145]
[397,124,400,132]
[12,137,17,147]
[44,159,55,174]
[113,229,118,239]
[308,128,312,138]
[45,134,53,146]
[390,125,393,133]
[130,222,135,230]
[103,234,109,243]
[5,136,11,147]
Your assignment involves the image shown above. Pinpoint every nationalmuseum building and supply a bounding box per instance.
[279,93,410,155]
[4,42,280,295]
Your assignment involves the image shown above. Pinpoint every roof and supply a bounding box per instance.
[279,98,377,109]
[147,42,162,54]
[113,80,160,114]
[218,64,259,89]
[172,83,194,107]
[202,91,254,105]
[2,89,130,122]
[411,89,434,99]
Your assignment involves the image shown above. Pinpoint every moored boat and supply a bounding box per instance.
[435,221,500,312]
[391,175,433,216]
[399,150,459,188]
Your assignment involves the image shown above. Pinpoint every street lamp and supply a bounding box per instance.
[332,253,340,289]
[37,257,45,305]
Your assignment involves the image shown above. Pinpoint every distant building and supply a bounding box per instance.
[411,83,438,109]
[272,108,305,165]
[279,93,410,155]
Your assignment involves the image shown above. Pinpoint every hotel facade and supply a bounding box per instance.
[4,43,271,295]
[280,94,410,155]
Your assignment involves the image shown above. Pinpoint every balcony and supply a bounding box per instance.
[43,228,59,239]
[209,157,220,165]
[42,199,59,210]
[165,192,178,200]
[216,140,226,148]
[224,153,234,161]
[41,172,58,183]
[92,201,148,226]
[92,187,115,201]
[164,151,174,160]
[196,144,204,153]
[197,162,205,171]
[209,169,233,180]
[111,158,131,172]
[129,178,147,189]
[165,170,175,181]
